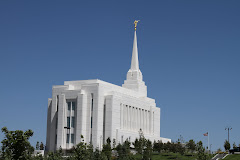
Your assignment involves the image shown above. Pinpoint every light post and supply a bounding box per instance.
[225,127,232,142]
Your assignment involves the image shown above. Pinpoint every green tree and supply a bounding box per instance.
[113,139,116,149]
[153,140,163,153]
[216,148,222,153]
[40,142,44,150]
[175,142,185,155]
[73,142,92,160]
[93,148,107,160]
[102,137,112,160]
[116,140,134,160]
[87,144,94,160]
[36,141,40,150]
[233,142,237,149]
[133,129,146,155]
[224,140,230,151]
[186,139,196,154]
[163,141,171,152]
[45,149,64,160]
[32,154,44,160]
[143,140,153,160]
[71,135,93,160]
[196,141,208,160]
[1,127,34,160]
[177,135,185,144]
[172,142,177,153]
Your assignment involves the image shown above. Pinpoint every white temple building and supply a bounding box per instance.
[46,23,171,152]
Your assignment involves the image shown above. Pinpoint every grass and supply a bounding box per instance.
[223,154,240,160]
[134,153,198,160]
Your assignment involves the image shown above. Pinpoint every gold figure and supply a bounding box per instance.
[134,20,140,30]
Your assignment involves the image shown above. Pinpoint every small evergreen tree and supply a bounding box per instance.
[45,149,64,160]
[196,141,208,160]
[40,142,44,150]
[133,129,146,155]
[36,141,40,150]
[143,140,153,160]
[153,140,163,153]
[233,142,237,149]
[175,142,185,155]
[32,154,44,160]
[217,148,222,153]
[186,139,196,154]
[113,139,116,149]
[224,140,230,151]
[116,140,134,160]
[72,135,93,160]
[164,141,171,152]
[102,137,112,160]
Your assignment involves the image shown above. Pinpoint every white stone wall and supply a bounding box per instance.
[46,79,171,152]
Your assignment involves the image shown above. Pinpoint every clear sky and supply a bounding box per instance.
[0,0,239,151]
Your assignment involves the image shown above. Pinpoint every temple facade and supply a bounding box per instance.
[46,25,171,151]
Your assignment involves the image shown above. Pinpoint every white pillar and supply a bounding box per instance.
[153,112,155,134]
[134,107,136,131]
[138,108,140,131]
[56,94,66,149]
[129,106,132,130]
[125,105,127,129]
[147,111,149,133]
[122,104,124,129]
[76,93,87,145]
[136,108,139,131]
[132,106,135,130]
[141,109,143,131]
[127,105,130,129]
[123,105,125,129]
[149,108,152,134]
[146,110,148,134]
[143,110,146,133]
[120,104,122,129]
[140,109,142,130]
[124,105,126,129]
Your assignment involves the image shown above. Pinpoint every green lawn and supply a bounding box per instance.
[134,153,198,160]
[223,154,240,160]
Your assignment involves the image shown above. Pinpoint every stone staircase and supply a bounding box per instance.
[211,153,228,160]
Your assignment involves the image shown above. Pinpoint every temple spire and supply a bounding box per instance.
[123,20,147,97]
[130,30,139,71]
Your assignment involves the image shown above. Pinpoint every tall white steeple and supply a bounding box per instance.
[122,20,147,97]
[131,30,139,71]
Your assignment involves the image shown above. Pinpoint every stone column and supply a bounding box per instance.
[57,94,66,149]
[76,92,87,144]
[149,107,152,134]
[46,98,52,151]
[127,105,129,130]
[92,88,105,149]
[121,104,123,129]
[124,105,126,129]
[143,110,146,133]
[146,110,148,134]
[129,106,131,130]
[141,109,143,131]
[139,108,141,130]
[49,95,57,151]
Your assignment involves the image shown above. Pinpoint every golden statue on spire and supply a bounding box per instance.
[134,20,140,30]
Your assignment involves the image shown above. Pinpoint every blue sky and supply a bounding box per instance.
[0,1,240,151]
